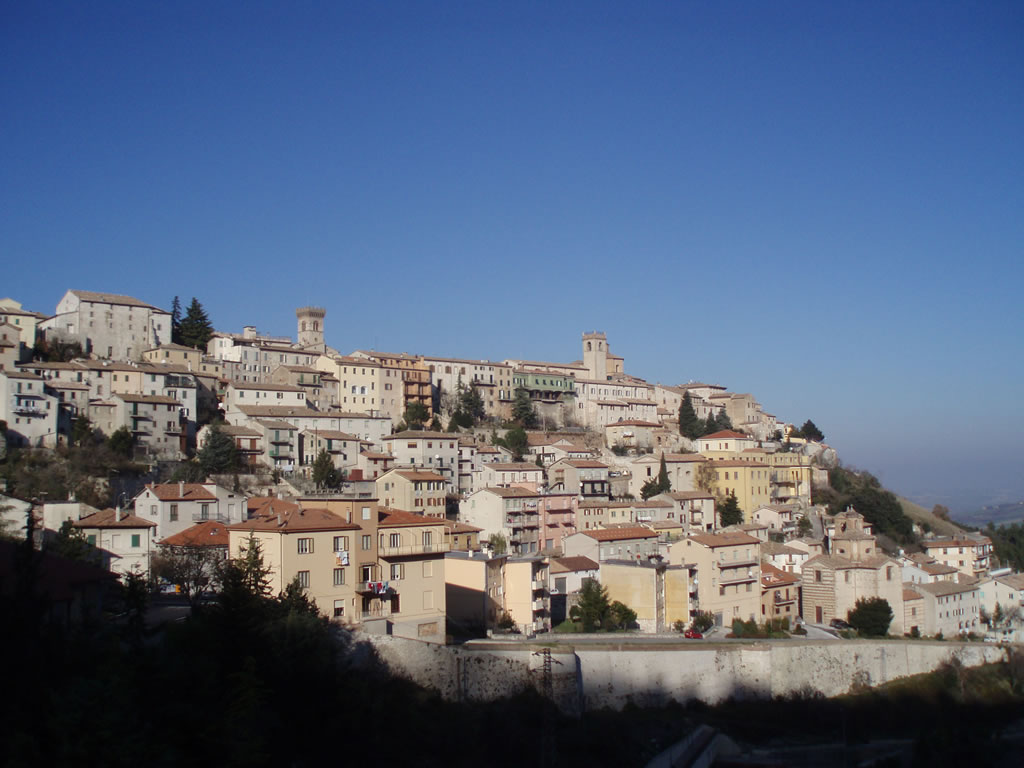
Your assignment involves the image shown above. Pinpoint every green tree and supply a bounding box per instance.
[718,492,743,527]
[178,297,214,350]
[501,426,529,461]
[311,448,342,489]
[198,425,238,475]
[799,419,824,442]
[170,295,182,344]
[48,519,99,563]
[429,416,442,432]
[570,578,611,632]
[107,426,135,458]
[690,610,715,633]
[608,600,637,630]
[797,515,813,537]
[702,414,719,436]
[656,453,671,493]
[403,401,429,430]
[847,597,893,637]
[678,391,702,439]
[459,382,485,424]
[230,533,273,597]
[511,389,538,428]
[715,410,733,431]
[278,573,322,616]
[640,477,662,500]
[487,532,507,555]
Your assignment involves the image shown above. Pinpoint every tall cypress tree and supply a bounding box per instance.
[170,296,182,344]
[716,410,734,431]
[656,453,671,493]
[678,391,701,439]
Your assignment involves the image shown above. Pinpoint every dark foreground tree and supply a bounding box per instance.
[107,426,135,458]
[152,544,222,611]
[848,596,893,637]
[403,402,429,430]
[311,448,342,489]
[570,578,611,632]
[170,295,182,344]
[511,389,538,428]
[718,492,743,527]
[799,419,825,442]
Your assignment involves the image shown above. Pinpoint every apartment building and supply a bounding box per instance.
[921,535,993,579]
[133,482,245,542]
[381,430,459,488]
[444,551,550,634]
[600,559,690,633]
[0,370,59,447]
[72,507,156,577]
[459,487,542,555]
[563,527,660,563]
[670,532,762,627]
[376,508,449,640]
[629,453,706,498]
[547,458,610,498]
[375,469,448,517]
[905,580,981,638]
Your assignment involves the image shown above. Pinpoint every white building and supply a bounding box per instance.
[0,371,59,447]
[41,290,170,361]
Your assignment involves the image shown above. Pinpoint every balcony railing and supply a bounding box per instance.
[192,512,230,523]
[532,579,547,591]
[378,542,451,557]
[719,573,758,586]
[12,406,47,416]
[719,558,759,569]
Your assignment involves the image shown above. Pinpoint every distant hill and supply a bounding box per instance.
[957,501,1024,529]
[897,497,966,537]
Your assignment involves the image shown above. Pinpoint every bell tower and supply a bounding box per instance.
[582,331,608,380]
[296,306,326,350]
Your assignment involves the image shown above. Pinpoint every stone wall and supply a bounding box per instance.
[360,634,1006,715]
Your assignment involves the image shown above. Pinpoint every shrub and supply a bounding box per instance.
[847,597,893,637]
[690,611,715,633]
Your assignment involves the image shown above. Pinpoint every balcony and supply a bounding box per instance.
[773,592,797,605]
[12,405,47,417]
[719,573,758,586]
[378,542,451,557]
[719,558,759,570]
[532,579,547,591]
[532,599,547,612]
[192,512,230,523]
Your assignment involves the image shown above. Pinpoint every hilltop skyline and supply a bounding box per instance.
[4,2,1022,510]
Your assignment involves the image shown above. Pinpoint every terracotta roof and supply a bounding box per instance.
[761,540,804,556]
[487,462,544,472]
[145,483,217,502]
[360,451,392,460]
[760,562,800,586]
[441,519,483,534]
[700,430,751,440]
[116,393,181,405]
[903,588,924,601]
[667,491,714,500]
[216,425,262,437]
[923,536,991,548]
[230,507,360,533]
[247,497,299,516]
[921,562,959,575]
[230,382,305,392]
[378,508,446,528]
[911,580,980,597]
[551,555,600,573]
[306,430,358,441]
[161,521,230,547]
[73,508,156,529]
[258,419,297,430]
[688,532,760,548]
[581,527,658,542]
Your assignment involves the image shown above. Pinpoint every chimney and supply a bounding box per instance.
[179,481,184,496]
[277,513,282,526]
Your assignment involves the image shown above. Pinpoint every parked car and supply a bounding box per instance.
[829,618,852,630]
[684,629,703,639]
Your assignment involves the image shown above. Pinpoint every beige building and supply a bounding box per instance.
[445,551,551,634]
[905,580,981,638]
[921,535,992,579]
[375,508,449,640]
[89,393,185,459]
[760,562,801,623]
[670,532,762,627]
[375,469,448,516]
[381,430,460,489]
[459,486,542,555]
[547,458,610,498]
[563,527,660,563]
[0,370,59,447]
[600,560,690,633]
[228,504,364,620]
[0,298,46,347]
[134,481,246,542]
[271,365,339,410]
[480,461,546,490]
[605,419,660,452]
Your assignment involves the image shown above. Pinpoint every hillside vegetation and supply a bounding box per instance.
[898,496,965,538]
[813,467,916,544]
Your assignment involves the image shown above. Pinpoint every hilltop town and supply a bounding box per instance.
[2,290,1021,648]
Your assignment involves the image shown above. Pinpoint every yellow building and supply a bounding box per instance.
[376,508,449,640]
[376,469,448,516]
[444,551,551,635]
[600,560,690,633]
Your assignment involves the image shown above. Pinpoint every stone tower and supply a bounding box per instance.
[582,331,608,381]
[296,306,326,350]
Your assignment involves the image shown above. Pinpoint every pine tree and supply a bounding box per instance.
[703,414,719,436]
[716,410,733,431]
[170,296,182,344]
[311,449,339,489]
[199,425,238,475]
[678,391,701,439]
[512,389,538,428]
[799,419,824,442]
[178,297,213,350]
[718,492,743,527]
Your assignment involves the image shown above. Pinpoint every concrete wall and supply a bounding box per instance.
[361,634,1007,715]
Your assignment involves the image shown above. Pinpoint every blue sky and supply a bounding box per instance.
[3,2,1022,511]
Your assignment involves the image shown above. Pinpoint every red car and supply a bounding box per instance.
[684,629,703,639]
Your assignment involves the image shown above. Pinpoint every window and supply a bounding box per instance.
[333,535,349,552]
[390,563,404,580]
[886,567,893,581]
[361,535,371,551]
[169,504,178,522]
[333,568,346,586]
[362,507,371,520]
[815,570,822,583]
[422,561,433,578]
[422,530,433,547]
[423,590,434,610]
[297,538,314,554]
[389,532,401,548]
[131,534,140,548]
[360,564,374,582]
[297,570,310,588]
[87,534,97,546]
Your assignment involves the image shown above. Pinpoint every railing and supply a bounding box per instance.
[532,579,547,591]
[12,406,47,416]
[773,592,796,604]
[719,558,759,569]
[719,573,758,586]
[532,599,547,611]
[378,542,451,557]
[192,512,230,523]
